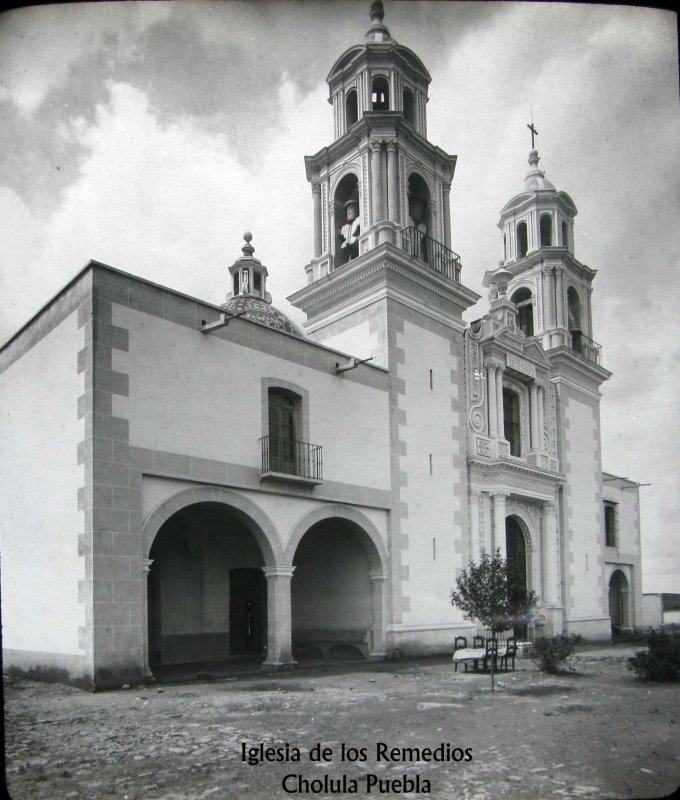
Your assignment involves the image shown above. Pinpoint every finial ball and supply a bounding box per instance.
[243,231,253,243]
[370,1,384,23]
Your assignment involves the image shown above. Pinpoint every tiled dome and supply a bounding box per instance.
[222,295,305,338]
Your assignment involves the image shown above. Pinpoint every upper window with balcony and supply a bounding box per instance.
[503,388,522,456]
[260,383,322,484]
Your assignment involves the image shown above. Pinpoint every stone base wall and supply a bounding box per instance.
[564,616,612,641]
[3,649,94,691]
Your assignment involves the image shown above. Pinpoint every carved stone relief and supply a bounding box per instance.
[467,336,486,432]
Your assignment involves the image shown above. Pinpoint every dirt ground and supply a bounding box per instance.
[3,646,680,800]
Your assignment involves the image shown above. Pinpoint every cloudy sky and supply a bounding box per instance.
[1,1,678,592]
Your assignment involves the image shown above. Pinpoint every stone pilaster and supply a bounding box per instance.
[386,139,398,224]
[492,492,509,558]
[368,570,389,658]
[542,501,561,605]
[312,183,322,257]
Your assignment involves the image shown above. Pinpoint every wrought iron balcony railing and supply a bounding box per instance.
[259,436,323,481]
[400,226,462,282]
[570,331,602,365]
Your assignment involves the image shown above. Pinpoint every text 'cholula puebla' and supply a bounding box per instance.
[241,741,473,794]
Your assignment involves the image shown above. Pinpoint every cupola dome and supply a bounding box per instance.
[224,233,305,338]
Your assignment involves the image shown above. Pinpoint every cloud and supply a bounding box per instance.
[0,2,171,115]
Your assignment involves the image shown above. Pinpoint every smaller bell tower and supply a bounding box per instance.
[492,145,600,361]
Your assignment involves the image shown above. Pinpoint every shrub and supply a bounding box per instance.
[530,634,578,673]
[627,629,680,682]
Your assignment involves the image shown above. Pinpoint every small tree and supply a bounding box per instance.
[451,548,538,691]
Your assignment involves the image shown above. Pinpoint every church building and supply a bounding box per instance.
[0,2,642,690]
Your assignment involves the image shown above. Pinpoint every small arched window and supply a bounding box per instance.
[403,89,415,124]
[511,287,534,337]
[516,221,528,258]
[345,89,358,128]
[503,388,521,456]
[561,220,569,250]
[540,214,552,246]
[371,77,389,110]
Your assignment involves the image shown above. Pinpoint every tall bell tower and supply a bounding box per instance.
[483,140,613,639]
[289,1,479,652]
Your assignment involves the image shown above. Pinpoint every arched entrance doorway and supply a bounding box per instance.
[608,569,629,633]
[147,502,268,671]
[506,516,529,639]
[290,516,385,661]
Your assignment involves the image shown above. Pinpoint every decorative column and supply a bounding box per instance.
[442,182,452,249]
[386,139,398,223]
[492,492,508,558]
[368,570,389,658]
[529,381,539,451]
[537,384,545,453]
[262,565,296,668]
[542,265,555,330]
[554,266,565,329]
[370,140,384,225]
[468,489,481,561]
[312,183,322,258]
[495,364,505,439]
[142,559,153,678]
[486,362,498,437]
[541,502,560,605]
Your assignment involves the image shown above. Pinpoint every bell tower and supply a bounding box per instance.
[298,0,458,286]
[289,1,479,652]
[491,144,600,362]
[483,139,613,640]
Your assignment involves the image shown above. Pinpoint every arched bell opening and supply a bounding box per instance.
[290,518,381,661]
[567,286,583,352]
[147,502,268,673]
[334,173,361,267]
[539,213,553,246]
[406,173,432,263]
[345,88,358,129]
[371,76,390,111]
[403,88,415,125]
[511,287,534,337]
[608,569,630,634]
[516,221,528,258]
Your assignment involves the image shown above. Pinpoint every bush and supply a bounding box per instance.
[627,629,680,682]
[530,634,578,673]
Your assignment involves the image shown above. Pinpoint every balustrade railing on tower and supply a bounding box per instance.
[400,226,462,282]
[570,331,602,365]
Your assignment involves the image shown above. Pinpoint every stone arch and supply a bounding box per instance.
[142,488,285,674]
[143,487,283,566]
[608,568,630,632]
[284,504,387,570]
[332,169,361,267]
[285,506,388,660]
